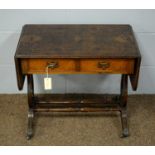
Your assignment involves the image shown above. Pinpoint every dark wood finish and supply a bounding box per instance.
[15,24,141,90]
[15,25,140,59]
[27,75,35,139]
[27,108,34,140]
[129,57,141,90]
[15,58,25,90]
[34,94,120,110]
[129,28,141,90]
[120,75,129,137]
[14,24,141,139]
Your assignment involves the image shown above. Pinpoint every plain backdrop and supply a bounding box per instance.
[0,9,155,94]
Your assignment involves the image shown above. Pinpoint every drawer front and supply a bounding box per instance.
[21,58,134,74]
[21,59,77,74]
[80,59,134,74]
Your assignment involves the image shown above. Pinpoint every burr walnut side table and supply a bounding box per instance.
[14,24,141,139]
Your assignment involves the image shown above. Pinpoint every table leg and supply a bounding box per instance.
[120,74,129,137]
[27,74,35,140]
[27,108,34,140]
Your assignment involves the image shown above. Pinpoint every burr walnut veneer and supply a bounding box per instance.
[15,25,141,139]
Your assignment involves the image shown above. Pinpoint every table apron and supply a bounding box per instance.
[21,58,135,74]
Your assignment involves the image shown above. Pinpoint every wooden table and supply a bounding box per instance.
[15,24,141,139]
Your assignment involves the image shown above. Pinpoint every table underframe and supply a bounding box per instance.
[26,74,129,139]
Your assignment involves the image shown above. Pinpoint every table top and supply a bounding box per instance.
[15,24,141,59]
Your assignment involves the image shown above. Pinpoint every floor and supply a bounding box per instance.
[0,94,155,146]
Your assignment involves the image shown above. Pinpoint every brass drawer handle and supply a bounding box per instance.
[98,62,110,69]
[47,62,59,69]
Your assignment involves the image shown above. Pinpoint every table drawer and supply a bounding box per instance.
[21,58,135,74]
[21,59,76,74]
[80,59,135,74]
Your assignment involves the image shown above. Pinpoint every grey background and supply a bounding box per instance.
[0,9,155,94]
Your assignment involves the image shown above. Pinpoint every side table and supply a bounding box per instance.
[15,24,141,139]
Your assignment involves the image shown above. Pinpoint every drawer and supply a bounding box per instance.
[21,58,135,74]
[80,59,135,74]
[21,59,76,74]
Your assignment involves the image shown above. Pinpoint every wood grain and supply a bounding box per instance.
[15,24,141,59]
[21,58,135,74]
[80,59,134,74]
[15,24,141,90]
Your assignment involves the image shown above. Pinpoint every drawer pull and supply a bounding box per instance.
[98,62,110,69]
[47,62,58,69]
